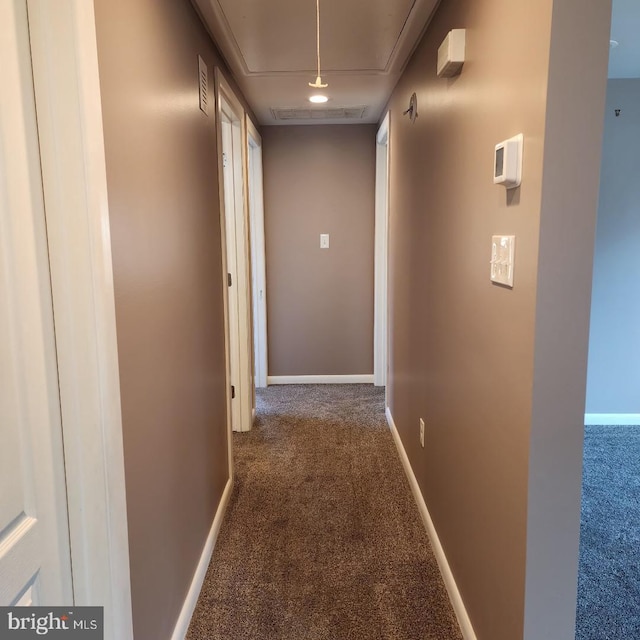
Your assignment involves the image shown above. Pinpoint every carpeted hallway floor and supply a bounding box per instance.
[186,384,463,640]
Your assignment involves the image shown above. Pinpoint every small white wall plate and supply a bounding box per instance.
[490,235,515,287]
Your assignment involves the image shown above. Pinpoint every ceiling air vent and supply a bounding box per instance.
[270,106,367,121]
[274,108,312,120]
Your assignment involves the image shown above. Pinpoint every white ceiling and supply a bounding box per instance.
[192,0,439,125]
[609,0,640,78]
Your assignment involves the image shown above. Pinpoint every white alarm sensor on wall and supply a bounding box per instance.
[437,29,466,77]
[494,134,523,189]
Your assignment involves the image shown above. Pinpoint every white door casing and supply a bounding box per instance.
[25,1,134,638]
[374,112,390,389]
[246,119,268,389]
[216,69,254,434]
[221,117,242,433]
[0,0,73,606]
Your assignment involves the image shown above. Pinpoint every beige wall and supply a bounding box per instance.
[262,125,376,377]
[385,0,610,639]
[94,1,251,638]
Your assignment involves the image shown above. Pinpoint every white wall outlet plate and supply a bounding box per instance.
[490,235,515,287]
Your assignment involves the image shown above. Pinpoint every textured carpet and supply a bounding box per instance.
[576,425,640,640]
[187,384,463,640]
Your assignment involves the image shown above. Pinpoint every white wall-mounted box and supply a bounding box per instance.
[437,29,466,78]
[494,134,523,189]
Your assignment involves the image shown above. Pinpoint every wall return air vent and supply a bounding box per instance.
[197,55,209,115]
[270,106,367,121]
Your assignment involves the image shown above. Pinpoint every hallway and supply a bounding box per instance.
[186,385,462,640]
[3,1,611,637]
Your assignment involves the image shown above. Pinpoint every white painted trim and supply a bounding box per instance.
[214,69,235,468]
[246,117,268,389]
[26,2,133,638]
[385,407,477,640]
[2,0,74,603]
[376,112,390,145]
[267,375,374,385]
[170,478,233,640]
[215,68,253,442]
[584,413,640,426]
[374,113,390,388]
[192,0,439,78]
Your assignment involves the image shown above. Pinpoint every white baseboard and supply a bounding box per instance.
[385,407,477,640]
[170,477,233,640]
[584,413,640,426]
[267,374,374,385]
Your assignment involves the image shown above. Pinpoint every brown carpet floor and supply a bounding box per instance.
[186,384,463,640]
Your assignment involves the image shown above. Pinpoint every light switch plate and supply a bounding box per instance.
[320,233,330,249]
[490,235,515,287]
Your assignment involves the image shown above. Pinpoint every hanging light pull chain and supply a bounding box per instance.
[309,0,328,88]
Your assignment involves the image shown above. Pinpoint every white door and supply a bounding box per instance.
[0,0,73,606]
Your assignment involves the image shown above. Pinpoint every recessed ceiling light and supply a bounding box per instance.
[610,39,619,49]
[309,94,329,104]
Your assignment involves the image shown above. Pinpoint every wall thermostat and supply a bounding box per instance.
[494,133,523,189]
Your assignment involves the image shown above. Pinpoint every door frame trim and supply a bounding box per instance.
[27,2,133,638]
[215,68,253,435]
[374,112,390,388]
[246,118,268,389]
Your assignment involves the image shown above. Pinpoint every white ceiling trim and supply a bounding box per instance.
[383,0,440,75]
[191,0,441,125]
[193,0,440,78]
[192,0,249,77]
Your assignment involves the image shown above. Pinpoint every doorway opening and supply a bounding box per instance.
[578,6,640,637]
[216,70,253,435]
[246,118,268,390]
[374,113,390,392]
